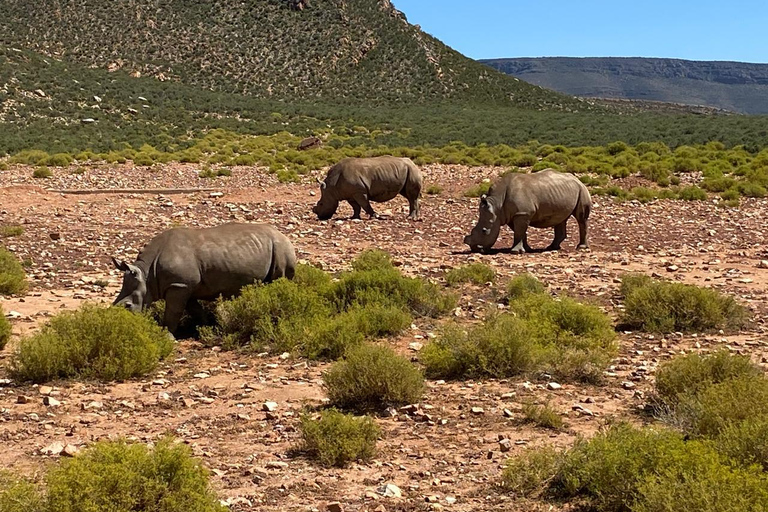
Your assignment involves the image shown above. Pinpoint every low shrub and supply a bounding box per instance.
[506,273,546,299]
[619,274,747,333]
[500,447,562,498]
[463,181,492,198]
[0,306,11,350]
[717,416,768,471]
[0,226,23,238]
[0,248,27,296]
[421,291,616,383]
[673,376,768,438]
[299,409,380,467]
[444,263,496,286]
[11,305,173,383]
[43,153,74,167]
[425,184,443,195]
[323,343,424,411]
[32,166,52,179]
[521,402,565,430]
[45,437,225,512]
[0,471,43,512]
[654,351,761,407]
[350,249,393,272]
[677,185,708,201]
[276,169,300,183]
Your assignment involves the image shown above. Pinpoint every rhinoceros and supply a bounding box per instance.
[463,170,592,254]
[313,156,423,220]
[112,223,296,334]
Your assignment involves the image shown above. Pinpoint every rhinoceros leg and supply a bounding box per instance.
[523,234,534,253]
[545,220,568,251]
[510,214,531,254]
[163,286,192,335]
[348,200,362,219]
[577,216,589,249]
[353,193,378,219]
[406,195,420,220]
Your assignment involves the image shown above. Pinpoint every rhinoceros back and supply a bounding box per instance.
[500,170,589,228]
[141,223,295,302]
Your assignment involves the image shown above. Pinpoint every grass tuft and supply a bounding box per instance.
[0,247,28,296]
[444,263,496,286]
[521,402,565,430]
[299,409,380,467]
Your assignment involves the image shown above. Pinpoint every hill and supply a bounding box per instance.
[0,0,581,110]
[481,57,768,114]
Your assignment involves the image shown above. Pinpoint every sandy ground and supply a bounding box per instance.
[1,161,767,511]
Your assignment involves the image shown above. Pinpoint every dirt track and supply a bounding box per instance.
[1,162,768,511]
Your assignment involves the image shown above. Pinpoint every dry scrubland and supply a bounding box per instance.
[1,156,768,512]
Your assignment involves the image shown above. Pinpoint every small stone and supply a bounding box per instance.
[209,192,224,198]
[503,409,514,418]
[17,395,32,404]
[38,386,53,395]
[470,407,484,415]
[83,401,103,410]
[41,442,65,456]
[547,382,562,390]
[572,404,594,416]
[758,260,768,269]
[265,461,288,469]
[325,502,343,512]
[43,396,61,407]
[666,265,679,272]
[499,439,512,452]
[377,483,402,498]
[62,444,79,457]
[193,372,210,379]
[444,496,457,504]
[34,89,46,97]
[622,381,636,390]
[262,401,278,412]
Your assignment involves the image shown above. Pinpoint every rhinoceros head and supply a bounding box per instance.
[464,194,501,253]
[112,257,147,313]
[312,179,339,220]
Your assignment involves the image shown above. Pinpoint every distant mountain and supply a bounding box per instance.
[481,57,768,114]
[0,0,582,110]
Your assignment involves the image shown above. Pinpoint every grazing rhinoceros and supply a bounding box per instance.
[313,156,423,220]
[463,169,592,254]
[112,223,296,334]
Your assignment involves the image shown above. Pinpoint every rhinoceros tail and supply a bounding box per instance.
[402,158,423,200]
[266,234,297,282]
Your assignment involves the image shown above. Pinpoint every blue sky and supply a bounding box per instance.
[392,1,768,63]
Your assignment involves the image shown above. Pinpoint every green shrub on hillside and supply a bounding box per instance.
[500,447,562,498]
[463,181,492,198]
[619,274,747,333]
[323,343,424,411]
[425,184,443,195]
[521,402,565,430]
[507,273,546,299]
[32,166,52,179]
[717,416,768,471]
[11,305,173,383]
[0,247,27,296]
[444,263,496,286]
[350,249,393,272]
[299,409,380,467]
[677,185,708,201]
[46,438,225,512]
[0,226,24,238]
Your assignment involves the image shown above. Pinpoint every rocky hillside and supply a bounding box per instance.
[0,0,582,110]
[482,57,768,114]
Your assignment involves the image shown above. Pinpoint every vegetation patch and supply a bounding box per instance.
[506,273,546,299]
[323,343,424,411]
[0,306,11,350]
[205,255,454,359]
[504,422,768,512]
[11,305,173,383]
[0,471,44,512]
[32,166,52,179]
[0,226,23,238]
[619,273,747,333]
[425,184,443,195]
[521,402,565,430]
[444,263,496,286]
[421,276,616,383]
[299,409,380,467]
[45,437,225,512]
[463,181,492,198]
[0,247,27,296]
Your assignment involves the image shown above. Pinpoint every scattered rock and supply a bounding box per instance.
[547,382,562,390]
[43,396,61,407]
[470,407,484,415]
[325,502,343,512]
[263,401,278,412]
[38,386,53,396]
[41,442,65,456]
[377,483,402,498]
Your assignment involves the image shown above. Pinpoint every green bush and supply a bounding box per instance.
[421,291,616,383]
[350,249,394,272]
[619,274,747,333]
[46,438,225,512]
[654,351,761,407]
[717,416,768,471]
[32,166,52,179]
[463,181,492,198]
[425,184,443,195]
[0,471,43,512]
[677,185,708,201]
[444,263,496,286]
[0,226,23,238]
[43,153,74,167]
[0,247,27,296]
[674,377,768,438]
[507,273,546,299]
[323,343,424,411]
[521,402,565,430]
[500,447,562,498]
[0,306,10,350]
[11,305,173,383]
[299,409,380,467]
[276,169,300,183]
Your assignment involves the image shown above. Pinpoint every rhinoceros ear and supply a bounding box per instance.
[480,195,489,208]
[318,179,327,190]
[112,257,130,272]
